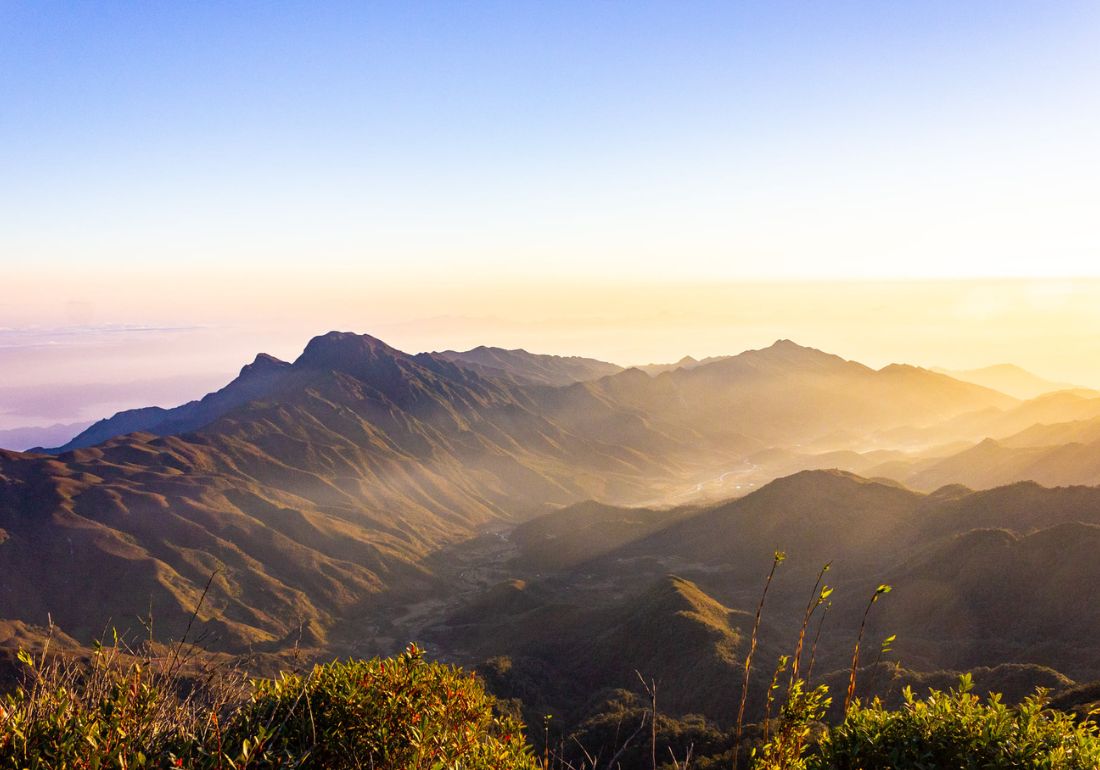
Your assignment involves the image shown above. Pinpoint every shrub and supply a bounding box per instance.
[0,642,230,769]
[214,643,538,769]
[0,642,537,769]
[753,680,830,770]
[798,675,1100,770]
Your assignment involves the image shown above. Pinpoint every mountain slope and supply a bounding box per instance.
[878,522,1100,679]
[440,575,767,719]
[0,333,691,648]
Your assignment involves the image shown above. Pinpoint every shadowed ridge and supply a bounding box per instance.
[878,521,1100,679]
[926,482,974,501]
[913,480,1100,540]
[612,469,925,582]
[577,575,757,716]
[436,345,623,387]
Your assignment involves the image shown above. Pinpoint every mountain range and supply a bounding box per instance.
[3,330,1100,726]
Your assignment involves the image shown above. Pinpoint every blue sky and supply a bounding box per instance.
[3,2,1100,433]
[3,1,1098,283]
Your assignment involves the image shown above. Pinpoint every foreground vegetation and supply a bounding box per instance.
[3,638,1099,770]
[759,676,1100,770]
[0,642,537,769]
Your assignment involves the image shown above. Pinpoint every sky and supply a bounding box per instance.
[2,2,1100,433]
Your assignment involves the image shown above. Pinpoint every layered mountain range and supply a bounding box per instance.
[3,330,1100,724]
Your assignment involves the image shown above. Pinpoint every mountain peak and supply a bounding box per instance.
[731,338,857,371]
[293,331,404,372]
[746,468,918,505]
[757,339,824,356]
[239,352,290,379]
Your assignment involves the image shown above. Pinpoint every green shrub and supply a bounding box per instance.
[803,675,1100,770]
[753,680,830,770]
[214,643,537,769]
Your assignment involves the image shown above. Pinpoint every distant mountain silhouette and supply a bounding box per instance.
[635,354,732,376]
[0,421,92,452]
[934,363,1086,400]
[897,435,1100,491]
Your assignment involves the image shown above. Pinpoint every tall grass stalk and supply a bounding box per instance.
[733,549,785,769]
[804,601,830,686]
[844,584,891,713]
[762,655,789,743]
[789,562,831,688]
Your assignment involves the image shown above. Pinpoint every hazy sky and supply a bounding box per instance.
[3,2,1100,430]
